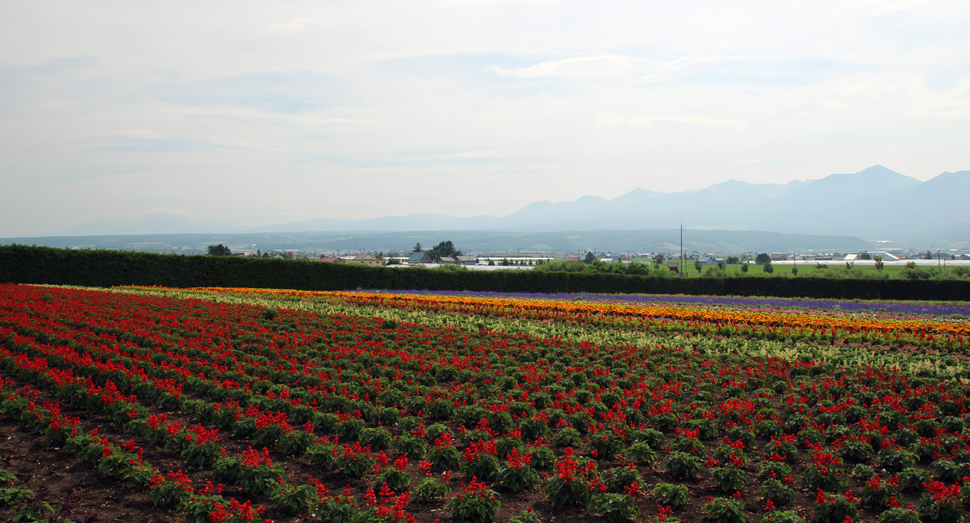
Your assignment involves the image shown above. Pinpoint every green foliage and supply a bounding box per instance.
[851,463,875,479]
[801,462,848,493]
[426,240,463,259]
[207,244,232,256]
[763,510,807,523]
[358,427,393,450]
[704,497,746,523]
[393,435,427,460]
[601,466,642,492]
[498,463,540,492]
[916,489,964,523]
[271,483,319,514]
[712,465,748,492]
[553,428,584,447]
[590,492,640,523]
[276,430,315,457]
[896,467,930,493]
[878,507,922,523]
[587,432,625,460]
[814,492,859,523]
[652,483,690,507]
[507,509,544,523]
[303,443,338,470]
[861,476,892,508]
[428,445,461,469]
[545,474,592,509]
[463,454,500,484]
[336,451,375,480]
[310,494,360,523]
[447,481,501,523]
[759,478,795,505]
[373,467,411,492]
[414,477,451,503]
[628,442,657,464]
[525,446,556,470]
[665,451,703,481]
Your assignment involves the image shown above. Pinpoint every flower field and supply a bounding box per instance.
[1,283,969,523]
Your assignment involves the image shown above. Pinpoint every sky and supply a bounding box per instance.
[1,0,968,237]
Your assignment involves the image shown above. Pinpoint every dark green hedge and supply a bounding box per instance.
[2,245,968,301]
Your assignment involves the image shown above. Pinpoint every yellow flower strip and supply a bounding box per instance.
[174,287,970,339]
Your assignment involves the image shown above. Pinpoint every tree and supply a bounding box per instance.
[763,261,774,274]
[725,256,740,265]
[755,253,771,265]
[653,254,665,267]
[426,241,461,259]
[741,262,749,273]
[791,266,798,276]
[207,244,231,256]
[413,243,423,253]
[583,251,597,264]
[694,260,702,274]
[873,255,884,272]
[858,251,872,260]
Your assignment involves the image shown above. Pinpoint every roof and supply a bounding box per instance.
[352,253,377,261]
[318,257,342,263]
[408,252,429,262]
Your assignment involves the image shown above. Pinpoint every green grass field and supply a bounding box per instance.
[627,258,967,279]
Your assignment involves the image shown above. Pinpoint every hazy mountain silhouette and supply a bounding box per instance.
[39,165,967,242]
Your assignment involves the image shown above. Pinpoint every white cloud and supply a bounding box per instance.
[595,111,625,127]
[629,115,745,129]
[267,17,313,32]
[491,55,634,79]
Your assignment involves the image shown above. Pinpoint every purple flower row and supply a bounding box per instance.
[361,289,970,318]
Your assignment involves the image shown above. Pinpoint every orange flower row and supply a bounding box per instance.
[184,287,970,339]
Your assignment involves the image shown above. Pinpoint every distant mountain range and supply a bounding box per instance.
[21,165,970,245]
[244,165,968,242]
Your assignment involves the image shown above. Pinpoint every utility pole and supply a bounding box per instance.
[680,219,684,277]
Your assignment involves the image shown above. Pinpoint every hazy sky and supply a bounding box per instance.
[2,0,968,237]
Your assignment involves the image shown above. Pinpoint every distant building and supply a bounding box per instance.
[318,256,344,263]
[346,253,382,266]
[408,252,433,264]
[455,255,478,266]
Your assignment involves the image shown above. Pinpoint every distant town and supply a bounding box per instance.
[203,244,970,270]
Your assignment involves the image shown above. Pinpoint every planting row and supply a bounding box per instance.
[3,283,970,523]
